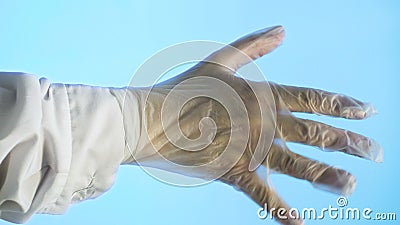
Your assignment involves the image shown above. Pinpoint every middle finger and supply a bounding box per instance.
[276,114,383,162]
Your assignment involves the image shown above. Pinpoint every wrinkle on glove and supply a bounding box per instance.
[117,75,277,184]
[271,84,383,163]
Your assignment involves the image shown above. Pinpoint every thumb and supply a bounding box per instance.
[205,26,285,71]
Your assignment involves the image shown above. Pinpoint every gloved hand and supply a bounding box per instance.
[121,26,383,225]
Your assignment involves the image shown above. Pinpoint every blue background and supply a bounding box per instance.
[0,1,399,224]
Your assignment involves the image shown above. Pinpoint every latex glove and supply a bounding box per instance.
[122,26,383,225]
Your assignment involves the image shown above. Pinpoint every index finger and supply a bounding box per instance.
[271,84,378,119]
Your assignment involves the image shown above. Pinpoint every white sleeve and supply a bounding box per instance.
[0,72,137,223]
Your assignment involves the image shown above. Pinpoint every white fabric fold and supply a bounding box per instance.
[0,73,129,223]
